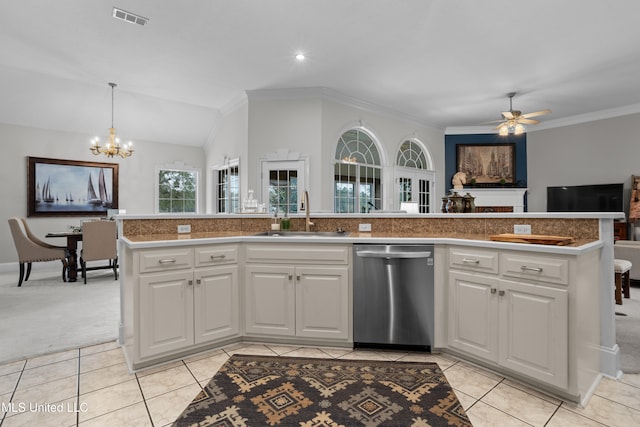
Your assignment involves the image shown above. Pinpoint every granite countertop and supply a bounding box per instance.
[121,231,602,255]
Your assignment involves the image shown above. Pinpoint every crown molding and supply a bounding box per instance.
[220,93,248,116]
[532,102,640,131]
[446,102,640,135]
[444,126,499,135]
[246,87,325,100]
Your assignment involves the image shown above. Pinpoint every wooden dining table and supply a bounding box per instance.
[46,231,83,282]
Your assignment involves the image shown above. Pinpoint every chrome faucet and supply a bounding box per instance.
[302,190,314,232]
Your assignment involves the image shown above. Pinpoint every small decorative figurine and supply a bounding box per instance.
[452,171,466,190]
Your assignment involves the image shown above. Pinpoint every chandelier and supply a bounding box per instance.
[90,82,134,158]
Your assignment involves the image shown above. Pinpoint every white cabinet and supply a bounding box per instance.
[194,265,239,344]
[498,278,567,388]
[128,244,240,365]
[448,271,499,361]
[244,244,350,341]
[447,247,569,389]
[296,266,349,339]
[245,265,295,336]
[139,269,194,358]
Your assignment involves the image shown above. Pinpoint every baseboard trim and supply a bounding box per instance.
[600,343,621,378]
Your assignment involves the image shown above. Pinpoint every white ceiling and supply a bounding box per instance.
[2,0,640,147]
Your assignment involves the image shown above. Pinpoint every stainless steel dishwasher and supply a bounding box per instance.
[353,244,434,351]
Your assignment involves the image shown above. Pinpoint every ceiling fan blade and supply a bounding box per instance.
[521,109,551,119]
[494,123,507,130]
[517,118,540,125]
[501,111,514,120]
[481,119,507,124]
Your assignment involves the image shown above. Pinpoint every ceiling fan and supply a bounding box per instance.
[486,92,551,135]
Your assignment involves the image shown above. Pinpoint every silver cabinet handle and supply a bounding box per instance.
[158,259,176,264]
[196,279,201,285]
[491,288,497,294]
[210,254,226,260]
[288,274,293,280]
[520,266,543,272]
[188,280,193,286]
[462,258,480,264]
[499,290,505,296]
[296,275,301,281]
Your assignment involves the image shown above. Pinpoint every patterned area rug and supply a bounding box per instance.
[172,354,472,427]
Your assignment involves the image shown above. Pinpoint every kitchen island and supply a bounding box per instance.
[117,212,621,406]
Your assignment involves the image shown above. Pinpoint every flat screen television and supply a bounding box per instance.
[547,183,624,212]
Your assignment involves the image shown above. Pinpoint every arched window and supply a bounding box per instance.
[396,140,428,169]
[395,139,435,213]
[334,129,383,213]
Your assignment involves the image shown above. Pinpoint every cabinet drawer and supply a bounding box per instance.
[449,247,499,274]
[195,244,238,267]
[501,252,569,285]
[245,244,350,265]
[138,247,193,273]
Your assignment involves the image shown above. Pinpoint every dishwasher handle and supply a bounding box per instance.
[356,250,432,259]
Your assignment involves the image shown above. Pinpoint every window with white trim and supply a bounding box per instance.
[156,163,199,213]
[261,159,306,215]
[334,129,382,213]
[395,139,435,213]
[214,160,240,213]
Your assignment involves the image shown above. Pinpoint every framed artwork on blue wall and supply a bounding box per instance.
[456,143,515,186]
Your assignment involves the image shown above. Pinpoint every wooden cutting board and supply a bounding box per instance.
[490,233,576,246]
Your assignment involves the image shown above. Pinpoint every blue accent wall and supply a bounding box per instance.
[444,133,527,195]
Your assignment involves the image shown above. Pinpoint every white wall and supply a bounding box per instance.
[527,113,640,213]
[240,89,445,212]
[320,98,445,211]
[0,123,205,264]
[204,102,248,213]
[246,93,323,206]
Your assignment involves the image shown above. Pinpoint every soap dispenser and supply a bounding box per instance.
[271,211,280,231]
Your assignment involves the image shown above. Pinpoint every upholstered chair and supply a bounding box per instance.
[614,240,640,281]
[8,217,68,286]
[80,220,118,284]
[20,217,65,249]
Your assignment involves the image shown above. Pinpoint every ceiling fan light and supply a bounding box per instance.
[499,126,509,136]
[514,123,525,135]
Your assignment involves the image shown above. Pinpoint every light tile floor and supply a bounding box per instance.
[1,341,639,426]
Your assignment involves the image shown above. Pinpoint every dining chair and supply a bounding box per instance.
[20,217,66,249]
[7,217,69,286]
[80,220,118,284]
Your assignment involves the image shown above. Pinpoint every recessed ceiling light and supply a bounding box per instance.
[295,53,305,61]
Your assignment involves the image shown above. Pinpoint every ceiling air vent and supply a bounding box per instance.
[112,7,148,26]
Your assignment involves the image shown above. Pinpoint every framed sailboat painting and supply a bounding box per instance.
[27,157,119,217]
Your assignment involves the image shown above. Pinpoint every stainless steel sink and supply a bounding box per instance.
[253,230,350,237]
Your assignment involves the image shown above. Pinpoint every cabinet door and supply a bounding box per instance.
[296,266,349,339]
[498,279,568,389]
[139,270,194,358]
[245,265,295,336]
[448,271,499,362]
[194,265,239,344]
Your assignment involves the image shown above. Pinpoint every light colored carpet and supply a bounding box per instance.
[616,283,640,374]
[0,264,119,364]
